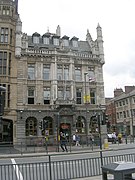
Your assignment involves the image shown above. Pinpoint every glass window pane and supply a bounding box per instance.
[5,28,8,34]
[43,37,49,45]
[64,66,69,80]
[75,67,81,81]
[63,39,69,46]
[76,88,82,104]
[33,36,39,44]
[28,65,35,79]
[3,67,6,74]
[5,35,8,43]
[53,38,59,46]
[28,89,34,96]
[57,65,62,80]
[0,52,3,60]
[43,65,50,80]
[1,35,4,43]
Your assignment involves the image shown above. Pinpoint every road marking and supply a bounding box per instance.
[11,158,23,180]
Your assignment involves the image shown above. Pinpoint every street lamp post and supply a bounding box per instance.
[97,112,103,166]
[84,72,88,145]
[57,112,60,152]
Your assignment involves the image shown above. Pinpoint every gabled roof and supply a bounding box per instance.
[71,36,79,41]
[32,32,40,37]
[62,35,69,40]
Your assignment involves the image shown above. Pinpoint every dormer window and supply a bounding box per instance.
[43,37,49,45]
[32,32,40,44]
[72,40,78,47]
[71,36,79,48]
[53,35,60,46]
[53,38,59,46]
[42,33,50,45]
[62,35,69,47]
[33,36,39,44]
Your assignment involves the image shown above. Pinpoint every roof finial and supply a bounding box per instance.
[56,25,61,36]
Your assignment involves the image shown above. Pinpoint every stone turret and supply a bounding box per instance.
[15,0,18,13]
[56,25,61,37]
[86,29,93,47]
[96,23,104,64]
[15,15,22,57]
[22,33,28,49]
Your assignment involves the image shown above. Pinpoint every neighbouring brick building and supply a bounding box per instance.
[106,86,135,136]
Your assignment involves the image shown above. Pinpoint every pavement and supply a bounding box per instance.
[0,140,134,159]
[0,137,133,156]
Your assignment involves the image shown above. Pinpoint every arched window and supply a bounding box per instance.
[42,116,53,135]
[25,117,37,136]
[76,116,85,133]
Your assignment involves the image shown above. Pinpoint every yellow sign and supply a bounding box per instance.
[83,95,90,103]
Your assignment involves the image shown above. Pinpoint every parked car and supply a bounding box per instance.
[107,133,117,143]
[107,134,113,142]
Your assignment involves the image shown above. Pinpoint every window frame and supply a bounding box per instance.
[28,64,35,80]
[43,87,50,104]
[43,64,50,80]
[0,28,8,43]
[76,88,82,104]
[75,66,81,81]
[28,87,35,104]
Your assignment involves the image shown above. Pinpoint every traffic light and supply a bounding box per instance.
[102,113,109,125]
[39,120,43,130]
[107,121,110,129]
[105,114,109,122]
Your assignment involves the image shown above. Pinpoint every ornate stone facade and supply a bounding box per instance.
[0,0,106,144]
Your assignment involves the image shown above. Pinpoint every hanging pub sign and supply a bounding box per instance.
[60,123,70,130]
[45,130,49,136]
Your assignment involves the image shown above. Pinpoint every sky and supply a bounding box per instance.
[18,0,135,97]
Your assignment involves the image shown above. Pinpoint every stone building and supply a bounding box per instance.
[0,0,105,144]
[114,86,135,136]
[0,0,19,142]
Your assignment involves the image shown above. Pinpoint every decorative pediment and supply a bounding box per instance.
[59,107,73,115]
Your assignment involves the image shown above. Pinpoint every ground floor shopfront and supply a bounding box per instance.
[15,105,104,145]
[0,104,105,145]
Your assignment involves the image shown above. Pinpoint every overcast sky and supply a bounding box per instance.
[18,0,135,97]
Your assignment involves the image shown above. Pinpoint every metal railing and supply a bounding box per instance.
[0,135,133,155]
[0,151,135,180]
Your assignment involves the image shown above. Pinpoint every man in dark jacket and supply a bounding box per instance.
[60,132,68,152]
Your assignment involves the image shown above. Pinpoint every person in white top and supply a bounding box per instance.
[112,132,117,144]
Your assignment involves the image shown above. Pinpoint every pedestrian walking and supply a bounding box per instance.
[60,132,68,152]
[118,133,122,144]
[72,134,76,145]
[112,132,117,144]
[89,133,94,146]
[75,135,80,146]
